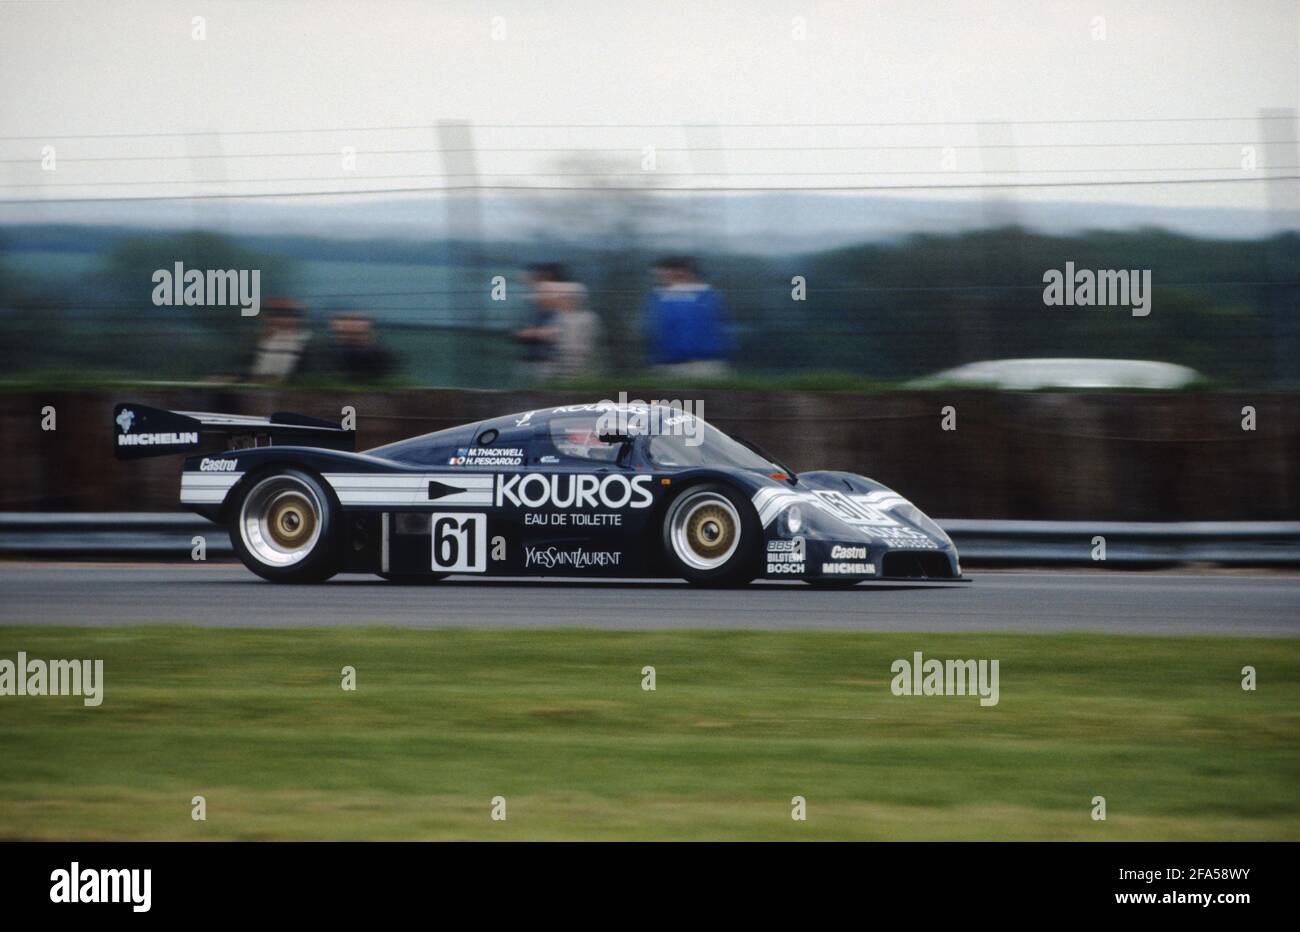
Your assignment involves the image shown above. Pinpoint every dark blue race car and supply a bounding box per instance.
[113,401,962,586]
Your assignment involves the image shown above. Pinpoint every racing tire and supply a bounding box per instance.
[229,467,342,583]
[662,483,760,586]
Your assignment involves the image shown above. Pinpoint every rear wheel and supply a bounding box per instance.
[662,483,760,586]
[229,468,341,583]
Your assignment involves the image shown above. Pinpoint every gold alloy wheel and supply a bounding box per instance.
[266,491,318,549]
[668,490,742,571]
[685,503,736,562]
[239,474,324,567]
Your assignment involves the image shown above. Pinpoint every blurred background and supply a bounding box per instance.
[1,187,1297,389]
[0,0,1296,516]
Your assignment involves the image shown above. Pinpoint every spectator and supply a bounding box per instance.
[514,264,599,383]
[327,313,396,383]
[513,262,563,383]
[545,279,599,381]
[249,298,310,383]
[642,256,732,380]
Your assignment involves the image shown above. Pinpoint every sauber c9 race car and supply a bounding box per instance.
[113,401,962,586]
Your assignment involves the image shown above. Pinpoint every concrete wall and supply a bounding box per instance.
[2,388,1296,520]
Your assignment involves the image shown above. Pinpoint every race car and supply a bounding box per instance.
[113,400,962,585]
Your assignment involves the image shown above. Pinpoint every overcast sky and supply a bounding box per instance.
[0,0,1295,220]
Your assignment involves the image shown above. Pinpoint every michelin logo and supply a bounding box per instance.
[117,431,199,447]
[822,562,875,575]
[115,407,198,448]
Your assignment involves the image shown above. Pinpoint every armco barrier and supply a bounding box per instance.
[940,519,1300,565]
[0,513,235,556]
[3,513,1299,566]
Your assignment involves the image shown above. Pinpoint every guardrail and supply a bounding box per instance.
[940,519,1300,566]
[3,513,1299,565]
[0,513,234,557]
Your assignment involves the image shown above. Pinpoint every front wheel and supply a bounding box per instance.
[662,483,760,586]
[229,468,341,583]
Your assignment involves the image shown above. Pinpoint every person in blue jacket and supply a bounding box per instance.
[642,256,733,379]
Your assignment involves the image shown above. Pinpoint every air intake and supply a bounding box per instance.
[881,551,956,579]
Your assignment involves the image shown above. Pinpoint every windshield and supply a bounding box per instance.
[645,419,780,472]
[547,415,622,463]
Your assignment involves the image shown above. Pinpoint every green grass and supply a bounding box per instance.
[0,627,1296,840]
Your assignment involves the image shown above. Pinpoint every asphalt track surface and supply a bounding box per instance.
[0,563,1298,635]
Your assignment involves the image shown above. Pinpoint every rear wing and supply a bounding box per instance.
[113,402,355,460]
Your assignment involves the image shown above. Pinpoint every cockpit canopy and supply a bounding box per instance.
[368,402,781,473]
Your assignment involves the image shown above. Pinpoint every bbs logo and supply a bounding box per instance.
[766,536,806,573]
[767,537,806,560]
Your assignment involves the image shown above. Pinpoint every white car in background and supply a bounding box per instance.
[907,358,1204,391]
